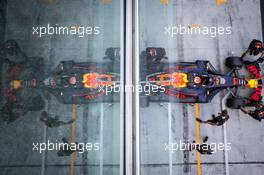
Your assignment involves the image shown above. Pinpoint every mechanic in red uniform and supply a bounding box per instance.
[239,39,264,121]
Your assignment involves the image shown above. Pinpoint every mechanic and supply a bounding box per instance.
[40,111,75,128]
[240,102,264,122]
[0,103,17,123]
[190,136,214,155]
[57,137,80,157]
[196,109,229,126]
[242,39,264,65]
[0,40,28,63]
[0,102,26,124]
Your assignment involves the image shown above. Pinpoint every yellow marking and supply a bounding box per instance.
[70,105,77,175]
[101,0,112,4]
[195,103,201,175]
[216,0,228,5]
[160,0,169,5]
[188,24,201,29]
[70,24,81,29]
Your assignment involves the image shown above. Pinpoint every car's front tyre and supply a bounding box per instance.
[225,56,243,69]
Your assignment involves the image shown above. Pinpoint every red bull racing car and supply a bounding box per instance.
[140,47,263,108]
[41,60,120,104]
[1,40,263,123]
[0,40,120,122]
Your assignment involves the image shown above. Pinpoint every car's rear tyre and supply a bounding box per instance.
[140,96,149,108]
[226,97,245,109]
[225,57,243,69]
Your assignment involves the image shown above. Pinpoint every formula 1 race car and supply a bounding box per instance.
[140,47,263,108]
[0,40,120,122]
[40,60,120,104]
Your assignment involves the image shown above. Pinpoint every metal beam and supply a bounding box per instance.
[125,0,134,175]
[133,0,140,174]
